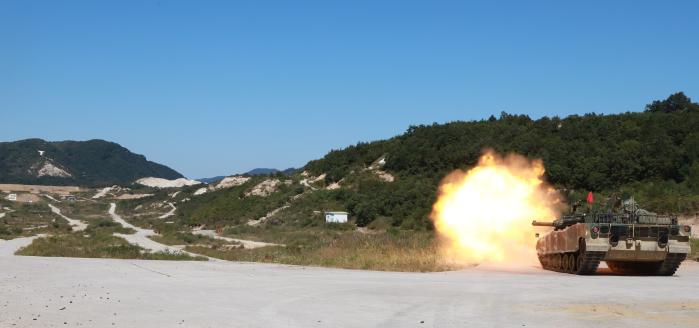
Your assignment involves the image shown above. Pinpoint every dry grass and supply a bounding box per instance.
[0,184,82,194]
[150,231,236,247]
[188,229,457,272]
[16,222,206,261]
[59,201,111,221]
[0,201,71,240]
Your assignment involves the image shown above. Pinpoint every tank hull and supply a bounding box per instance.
[535,222,691,275]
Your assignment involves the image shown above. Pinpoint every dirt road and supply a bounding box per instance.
[0,256,697,327]
[157,202,176,219]
[49,204,87,232]
[0,235,42,256]
[107,203,202,257]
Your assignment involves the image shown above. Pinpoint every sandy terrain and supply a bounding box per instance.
[245,179,282,197]
[49,204,87,232]
[375,170,395,182]
[193,187,208,195]
[215,176,250,189]
[42,194,60,202]
[36,161,72,178]
[157,203,176,219]
[247,204,290,226]
[0,255,697,327]
[135,177,200,188]
[108,203,185,254]
[192,229,282,249]
[5,193,42,203]
[326,181,341,190]
[115,193,153,200]
[107,203,210,261]
[92,186,113,199]
[300,173,325,190]
[0,184,81,195]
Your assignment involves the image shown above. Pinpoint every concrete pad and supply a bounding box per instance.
[0,256,698,327]
[0,235,42,256]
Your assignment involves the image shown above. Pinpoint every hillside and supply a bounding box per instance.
[0,139,184,186]
[245,168,298,176]
[173,92,699,230]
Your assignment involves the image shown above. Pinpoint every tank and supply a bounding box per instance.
[532,197,692,275]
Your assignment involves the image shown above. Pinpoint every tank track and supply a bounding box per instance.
[538,250,604,275]
[603,253,687,276]
[576,251,605,275]
[656,253,687,276]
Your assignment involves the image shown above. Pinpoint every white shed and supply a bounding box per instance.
[325,211,348,223]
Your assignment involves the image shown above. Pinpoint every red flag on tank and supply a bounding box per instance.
[586,192,594,204]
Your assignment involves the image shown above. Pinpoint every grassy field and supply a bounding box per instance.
[16,220,206,261]
[58,200,111,222]
[0,199,72,240]
[150,231,239,248]
[188,227,455,272]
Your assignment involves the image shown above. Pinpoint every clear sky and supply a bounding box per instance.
[2,1,698,178]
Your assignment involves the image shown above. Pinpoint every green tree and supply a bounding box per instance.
[645,92,699,113]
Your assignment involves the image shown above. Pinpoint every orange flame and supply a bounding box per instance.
[430,150,561,266]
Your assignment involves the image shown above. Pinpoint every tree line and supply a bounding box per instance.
[305,92,699,227]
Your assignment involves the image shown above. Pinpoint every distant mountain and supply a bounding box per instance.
[244,168,298,176]
[281,168,300,175]
[196,168,298,185]
[198,176,225,184]
[245,168,279,175]
[0,139,184,186]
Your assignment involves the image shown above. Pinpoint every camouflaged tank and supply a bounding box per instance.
[532,198,692,275]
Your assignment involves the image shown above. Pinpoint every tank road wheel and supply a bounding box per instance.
[554,254,562,271]
[576,254,584,272]
[544,255,552,270]
[538,254,546,269]
[568,254,577,273]
[562,254,570,272]
[558,254,566,272]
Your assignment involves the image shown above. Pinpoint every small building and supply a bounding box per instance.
[7,194,17,201]
[324,211,348,223]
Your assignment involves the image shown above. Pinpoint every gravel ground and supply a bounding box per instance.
[1,254,698,328]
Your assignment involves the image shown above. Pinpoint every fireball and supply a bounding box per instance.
[431,150,561,265]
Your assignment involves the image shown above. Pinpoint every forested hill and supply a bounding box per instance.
[301,92,699,226]
[0,139,184,186]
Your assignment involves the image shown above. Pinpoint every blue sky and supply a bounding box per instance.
[2,1,698,178]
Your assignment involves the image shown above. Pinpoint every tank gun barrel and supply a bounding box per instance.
[531,220,554,227]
